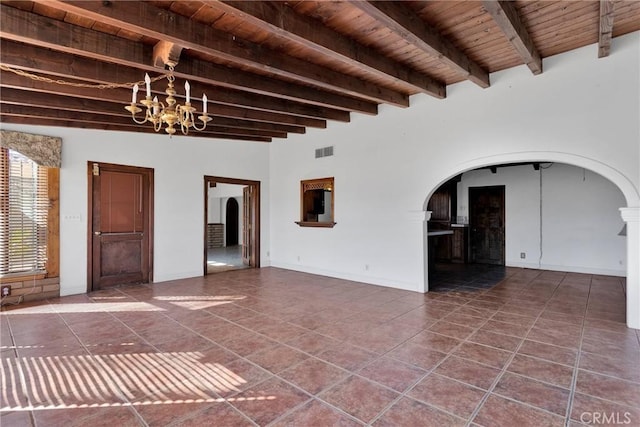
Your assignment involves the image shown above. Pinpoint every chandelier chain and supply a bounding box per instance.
[0,64,168,89]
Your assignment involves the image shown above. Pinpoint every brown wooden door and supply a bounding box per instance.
[242,186,251,266]
[469,186,505,265]
[90,163,153,290]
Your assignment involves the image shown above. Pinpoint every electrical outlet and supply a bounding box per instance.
[1,285,11,297]
[520,252,526,259]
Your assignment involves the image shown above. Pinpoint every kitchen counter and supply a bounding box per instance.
[427,230,454,237]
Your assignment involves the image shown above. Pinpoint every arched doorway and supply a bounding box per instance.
[226,198,239,246]
[420,151,639,328]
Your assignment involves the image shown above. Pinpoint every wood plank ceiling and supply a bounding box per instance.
[1,1,639,142]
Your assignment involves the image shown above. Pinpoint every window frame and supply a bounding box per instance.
[0,148,59,283]
[295,177,336,228]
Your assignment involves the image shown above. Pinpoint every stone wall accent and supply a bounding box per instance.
[1,277,60,304]
[0,130,62,167]
[207,223,224,248]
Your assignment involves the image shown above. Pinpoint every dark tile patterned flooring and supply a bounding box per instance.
[1,266,638,426]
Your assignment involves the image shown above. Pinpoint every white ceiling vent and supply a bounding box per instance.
[315,146,334,158]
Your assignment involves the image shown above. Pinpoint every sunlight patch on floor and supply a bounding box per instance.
[1,351,250,411]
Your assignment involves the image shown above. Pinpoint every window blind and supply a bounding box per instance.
[0,148,48,276]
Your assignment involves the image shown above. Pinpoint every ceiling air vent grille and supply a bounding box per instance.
[315,146,334,158]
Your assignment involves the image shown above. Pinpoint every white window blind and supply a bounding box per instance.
[0,148,48,276]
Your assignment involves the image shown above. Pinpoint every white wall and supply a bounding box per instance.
[208,184,244,223]
[207,197,221,223]
[269,32,640,294]
[0,124,270,296]
[208,183,245,245]
[457,164,626,276]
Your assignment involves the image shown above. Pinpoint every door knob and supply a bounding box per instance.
[94,231,101,236]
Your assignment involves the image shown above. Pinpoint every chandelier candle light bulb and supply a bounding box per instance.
[125,64,212,135]
[144,73,151,97]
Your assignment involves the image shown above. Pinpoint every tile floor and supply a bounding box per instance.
[207,245,250,274]
[1,266,638,426]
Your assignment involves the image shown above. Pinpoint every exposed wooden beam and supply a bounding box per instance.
[0,55,349,124]
[208,0,445,98]
[0,71,325,129]
[598,0,615,58]
[179,56,382,112]
[0,82,316,133]
[0,69,135,107]
[153,41,183,68]
[0,104,289,139]
[0,6,371,116]
[27,0,408,107]
[350,1,489,88]
[0,115,273,143]
[482,1,542,75]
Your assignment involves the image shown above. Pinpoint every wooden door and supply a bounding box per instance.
[469,186,505,265]
[242,186,252,266]
[89,163,153,290]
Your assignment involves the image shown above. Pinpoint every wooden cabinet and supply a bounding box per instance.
[451,226,468,263]
[428,177,465,263]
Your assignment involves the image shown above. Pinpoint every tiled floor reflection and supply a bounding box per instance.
[207,245,250,274]
[1,266,638,426]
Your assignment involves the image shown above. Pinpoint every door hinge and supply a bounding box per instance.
[92,163,100,176]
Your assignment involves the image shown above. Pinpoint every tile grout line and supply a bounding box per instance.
[254,280,496,425]
[53,289,150,427]
[108,287,262,427]
[188,280,484,425]
[378,270,544,426]
[463,269,572,427]
[4,315,37,427]
[564,275,593,427]
[117,286,347,426]
[4,269,629,427]
[365,281,504,426]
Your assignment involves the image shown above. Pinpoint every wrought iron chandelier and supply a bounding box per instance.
[125,62,211,135]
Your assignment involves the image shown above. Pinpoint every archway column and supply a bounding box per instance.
[411,210,432,293]
[621,207,640,329]
[406,210,431,293]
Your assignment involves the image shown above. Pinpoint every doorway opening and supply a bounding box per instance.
[204,176,260,275]
[426,175,506,290]
[87,162,154,292]
[425,162,627,296]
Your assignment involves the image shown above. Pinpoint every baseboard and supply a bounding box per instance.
[269,261,422,292]
[506,261,625,277]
